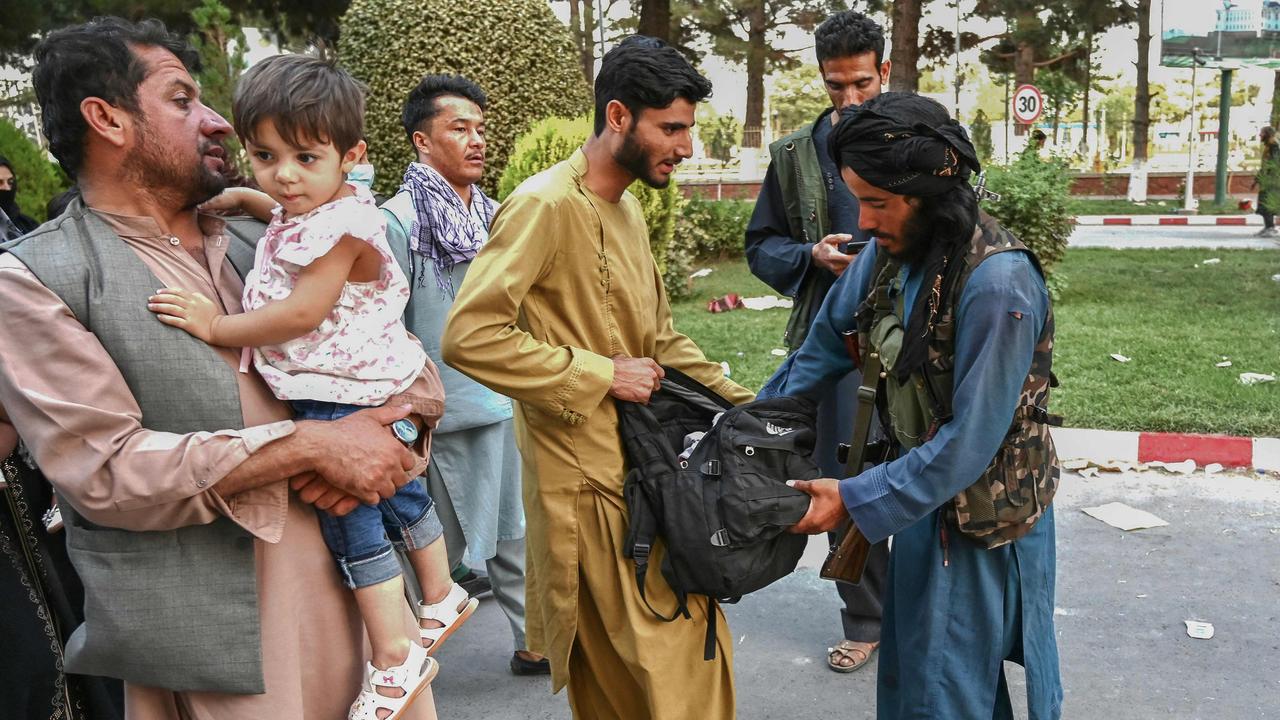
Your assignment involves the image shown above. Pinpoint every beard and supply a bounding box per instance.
[614,128,670,189]
[882,204,934,265]
[125,115,227,209]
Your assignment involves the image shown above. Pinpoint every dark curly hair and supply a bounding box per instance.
[592,35,712,136]
[815,11,885,68]
[32,17,200,179]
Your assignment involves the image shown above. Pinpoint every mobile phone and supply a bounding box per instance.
[839,240,869,255]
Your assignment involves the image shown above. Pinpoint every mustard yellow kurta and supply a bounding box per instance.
[443,150,753,718]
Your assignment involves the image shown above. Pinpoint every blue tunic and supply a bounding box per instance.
[760,241,1063,719]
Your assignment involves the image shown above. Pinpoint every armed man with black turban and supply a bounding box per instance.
[760,93,1064,719]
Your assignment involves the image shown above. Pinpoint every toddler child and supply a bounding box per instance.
[147,54,474,720]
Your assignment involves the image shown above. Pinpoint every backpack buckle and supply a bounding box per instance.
[709,529,730,547]
[633,543,651,563]
[700,459,721,476]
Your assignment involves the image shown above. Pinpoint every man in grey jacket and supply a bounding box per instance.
[383,74,547,675]
[0,17,442,718]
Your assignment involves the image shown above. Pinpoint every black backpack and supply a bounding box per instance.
[617,367,819,660]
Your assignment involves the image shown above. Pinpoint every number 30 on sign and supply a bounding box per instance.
[1012,84,1043,124]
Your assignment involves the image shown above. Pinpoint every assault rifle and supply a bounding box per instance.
[819,332,892,585]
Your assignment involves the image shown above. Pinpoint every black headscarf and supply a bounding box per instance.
[0,156,39,240]
[828,93,981,196]
[827,93,982,383]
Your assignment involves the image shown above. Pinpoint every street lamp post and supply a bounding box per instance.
[1184,48,1205,213]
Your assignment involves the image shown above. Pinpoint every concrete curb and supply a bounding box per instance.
[1074,215,1260,227]
[1053,427,1280,471]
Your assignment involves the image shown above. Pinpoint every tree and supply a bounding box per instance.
[638,0,672,41]
[1036,69,1082,145]
[223,0,349,49]
[697,107,742,163]
[679,0,843,148]
[339,0,592,195]
[767,63,829,137]
[970,109,993,164]
[564,0,599,83]
[1062,0,1137,151]
[888,0,925,92]
[1132,0,1152,163]
[0,1,197,67]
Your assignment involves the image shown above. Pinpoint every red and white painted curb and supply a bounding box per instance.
[1074,215,1261,227]
[1053,427,1280,472]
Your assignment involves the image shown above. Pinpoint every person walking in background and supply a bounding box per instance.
[1255,126,1280,238]
[0,156,40,240]
[149,53,474,720]
[383,73,547,676]
[743,9,891,674]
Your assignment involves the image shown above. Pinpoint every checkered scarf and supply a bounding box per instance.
[400,162,497,296]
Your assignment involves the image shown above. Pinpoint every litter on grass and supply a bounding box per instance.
[770,348,788,357]
[1184,620,1215,640]
[690,268,714,279]
[1202,258,1221,265]
[1110,353,1131,363]
[1082,502,1169,531]
[1216,360,1233,368]
[1239,372,1276,386]
[720,361,731,377]
[741,295,794,311]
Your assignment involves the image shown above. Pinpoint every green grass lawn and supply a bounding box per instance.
[672,248,1280,436]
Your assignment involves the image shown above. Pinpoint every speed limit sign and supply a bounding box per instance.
[1012,84,1044,124]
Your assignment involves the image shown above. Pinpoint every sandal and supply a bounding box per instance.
[348,641,437,720]
[417,582,478,655]
[826,639,879,674]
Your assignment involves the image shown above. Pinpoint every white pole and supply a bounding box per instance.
[1185,54,1199,212]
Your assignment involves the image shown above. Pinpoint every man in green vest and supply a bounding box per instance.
[763,92,1062,719]
[744,9,890,673]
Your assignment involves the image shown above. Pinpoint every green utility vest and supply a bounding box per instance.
[767,124,833,350]
[856,213,1061,548]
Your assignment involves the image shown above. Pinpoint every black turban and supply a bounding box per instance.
[828,93,980,196]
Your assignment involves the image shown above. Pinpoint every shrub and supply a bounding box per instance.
[498,115,690,298]
[983,148,1074,279]
[338,0,591,196]
[0,118,70,222]
[675,198,753,261]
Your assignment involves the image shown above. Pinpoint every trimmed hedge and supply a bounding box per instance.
[676,198,753,261]
[0,119,69,222]
[498,115,690,298]
[338,0,591,196]
[984,149,1074,295]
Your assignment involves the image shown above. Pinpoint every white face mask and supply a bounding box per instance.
[347,163,376,188]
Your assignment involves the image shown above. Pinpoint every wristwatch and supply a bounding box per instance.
[391,418,419,445]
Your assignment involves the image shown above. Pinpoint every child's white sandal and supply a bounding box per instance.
[416,582,478,655]
[347,641,437,720]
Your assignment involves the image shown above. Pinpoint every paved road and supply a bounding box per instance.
[426,468,1280,719]
[1069,225,1280,250]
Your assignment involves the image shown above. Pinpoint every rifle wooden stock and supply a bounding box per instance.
[820,520,872,584]
[819,333,882,585]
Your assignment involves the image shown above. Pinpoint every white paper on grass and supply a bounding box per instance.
[690,268,714,279]
[1081,502,1169,531]
[741,295,794,311]
[1111,353,1131,363]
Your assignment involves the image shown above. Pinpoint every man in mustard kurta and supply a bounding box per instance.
[442,37,753,719]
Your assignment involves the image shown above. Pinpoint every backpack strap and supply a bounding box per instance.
[628,539,690,623]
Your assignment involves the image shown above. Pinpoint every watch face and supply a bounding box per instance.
[391,418,419,444]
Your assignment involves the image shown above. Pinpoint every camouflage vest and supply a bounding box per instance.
[855,213,1061,549]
